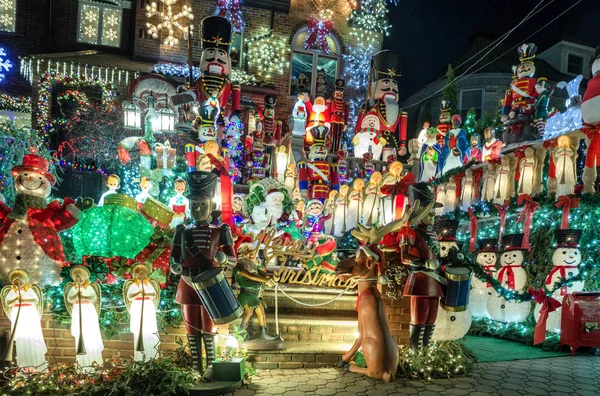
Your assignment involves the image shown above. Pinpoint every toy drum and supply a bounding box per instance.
[192,268,243,324]
[442,267,472,312]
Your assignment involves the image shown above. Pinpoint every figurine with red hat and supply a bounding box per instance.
[328,79,350,152]
[487,233,530,323]
[0,154,82,286]
[298,125,339,200]
[355,50,408,160]
[436,100,452,149]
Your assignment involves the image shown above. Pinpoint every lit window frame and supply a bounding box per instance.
[289,26,341,98]
[0,0,17,33]
[566,52,584,76]
[77,0,123,48]
[458,88,484,118]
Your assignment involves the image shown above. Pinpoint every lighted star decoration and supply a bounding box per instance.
[247,29,289,79]
[146,0,194,47]
[0,47,13,84]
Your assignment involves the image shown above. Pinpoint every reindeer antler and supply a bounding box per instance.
[351,200,421,245]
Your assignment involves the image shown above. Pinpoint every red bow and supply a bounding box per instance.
[517,194,539,251]
[543,140,557,178]
[555,195,579,230]
[380,172,416,197]
[529,287,562,345]
[498,265,520,290]
[397,224,416,245]
[546,265,578,296]
[582,123,600,168]
[305,17,333,54]
[494,199,510,245]
[217,0,244,30]
[468,208,478,252]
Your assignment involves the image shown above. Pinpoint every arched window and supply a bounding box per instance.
[289,27,341,98]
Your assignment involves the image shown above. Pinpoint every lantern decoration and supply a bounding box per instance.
[158,107,176,133]
[124,102,142,129]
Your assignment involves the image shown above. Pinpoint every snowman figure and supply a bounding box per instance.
[534,229,584,333]
[0,154,81,286]
[353,114,385,161]
[470,239,498,318]
[487,234,530,323]
[432,219,472,340]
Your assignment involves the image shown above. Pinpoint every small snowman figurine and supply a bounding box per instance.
[432,219,472,341]
[487,234,530,323]
[534,229,584,333]
[470,239,498,318]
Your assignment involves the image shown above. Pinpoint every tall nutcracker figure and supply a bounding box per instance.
[262,95,280,146]
[170,171,238,375]
[194,16,240,126]
[436,100,452,149]
[329,79,349,152]
[298,125,339,200]
[356,50,408,159]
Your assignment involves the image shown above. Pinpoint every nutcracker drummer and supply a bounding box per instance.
[170,171,237,375]
[194,16,240,125]
[329,79,350,152]
[356,50,408,159]
[298,125,339,200]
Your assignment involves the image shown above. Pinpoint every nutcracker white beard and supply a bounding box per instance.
[384,97,399,126]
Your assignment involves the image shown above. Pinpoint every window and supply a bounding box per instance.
[78,1,122,47]
[0,0,16,32]
[567,53,584,75]
[459,89,483,119]
[290,27,340,98]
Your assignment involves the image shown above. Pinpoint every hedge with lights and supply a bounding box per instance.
[398,341,477,380]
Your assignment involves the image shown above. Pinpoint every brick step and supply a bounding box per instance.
[246,341,351,370]
[244,314,358,342]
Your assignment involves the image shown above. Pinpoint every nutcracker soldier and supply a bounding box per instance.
[329,79,350,152]
[170,171,237,375]
[298,125,339,200]
[356,50,408,159]
[245,118,270,184]
[436,100,452,149]
[262,95,279,146]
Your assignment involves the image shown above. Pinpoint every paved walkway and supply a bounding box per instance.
[231,355,600,396]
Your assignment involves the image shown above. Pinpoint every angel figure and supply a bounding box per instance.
[324,190,337,235]
[493,156,513,204]
[64,266,103,370]
[517,147,536,196]
[444,176,457,213]
[1,269,47,371]
[362,171,383,227]
[460,168,476,211]
[553,135,577,198]
[124,263,160,361]
[481,162,497,202]
[347,179,365,231]
[435,183,446,216]
[284,163,298,193]
[333,185,350,236]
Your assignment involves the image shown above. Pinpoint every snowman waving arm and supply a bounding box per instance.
[47,198,80,231]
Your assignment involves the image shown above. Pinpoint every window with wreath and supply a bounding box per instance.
[77,0,123,47]
[0,0,17,32]
[290,27,340,98]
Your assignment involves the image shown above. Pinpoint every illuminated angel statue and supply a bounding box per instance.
[64,266,103,370]
[0,269,47,371]
[124,263,161,361]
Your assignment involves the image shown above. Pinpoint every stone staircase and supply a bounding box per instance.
[238,285,359,369]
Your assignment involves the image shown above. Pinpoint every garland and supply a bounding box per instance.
[0,94,32,113]
[468,317,561,351]
[397,341,476,380]
[430,160,481,186]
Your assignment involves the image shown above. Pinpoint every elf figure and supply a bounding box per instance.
[532,78,553,136]
[470,239,497,318]
[169,179,191,228]
[304,200,331,243]
[99,174,120,206]
[64,266,104,370]
[355,50,408,159]
[328,79,350,152]
[298,125,338,200]
[482,127,502,162]
[0,269,47,371]
[441,114,468,175]
[418,127,441,182]
[465,134,483,163]
[487,234,530,323]
[436,100,452,149]
[362,171,382,227]
[124,263,161,361]
[0,154,81,286]
[517,147,537,196]
[534,229,584,333]
[553,135,577,198]
[580,46,600,193]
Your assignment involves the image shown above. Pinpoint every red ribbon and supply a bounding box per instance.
[529,287,562,345]
[494,199,510,245]
[582,123,600,168]
[468,208,478,252]
[484,265,495,287]
[217,0,244,30]
[543,140,557,178]
[397,224,416,245]
[472,168,483,199]
[305,17,333,54]
[517,194,539,251]
[546,265,578,296]
[513,147,527,181]
[498,265,520,290]
[454,172,464,199]
[206,153,234,228]
[555,195,579,230]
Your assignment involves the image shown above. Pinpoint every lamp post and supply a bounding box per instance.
[123,92,176,134]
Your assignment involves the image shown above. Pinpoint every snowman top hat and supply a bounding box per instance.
[434,219,459,241]
[554,229,582,248]
[12,154,56,185]
[478,238,498,253]
[501,233,526,251]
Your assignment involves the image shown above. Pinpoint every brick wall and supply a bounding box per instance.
[381,289,411,347]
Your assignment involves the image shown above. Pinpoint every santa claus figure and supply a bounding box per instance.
[328,79,349,152]
[581,45,600,193]
[298,126,338,200]
[304,96,330,139]
[264,190,290,227]
[355,50,407,160]
[0,154,81,286]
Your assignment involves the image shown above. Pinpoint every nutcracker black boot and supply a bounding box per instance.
[187,334,203,375]
[258,326,280,341]
[423,325,436,348]
[201,334,217,381]
[409,324,425,352]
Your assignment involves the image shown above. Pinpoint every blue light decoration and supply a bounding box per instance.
[543,75,583,140]
[0,47,13,83]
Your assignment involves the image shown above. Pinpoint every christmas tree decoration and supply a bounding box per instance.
[246,29,289,79]
[64,265,104,370]
[145,0,194,47]
[0,269,47,371]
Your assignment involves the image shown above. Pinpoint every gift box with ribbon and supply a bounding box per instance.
[154,141,177,170]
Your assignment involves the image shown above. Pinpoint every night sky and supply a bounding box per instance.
[384,0,600,103]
